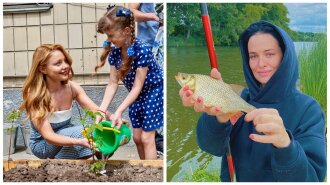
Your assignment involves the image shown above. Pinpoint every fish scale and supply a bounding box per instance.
[175,73,255,114]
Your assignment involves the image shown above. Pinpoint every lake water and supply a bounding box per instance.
[166,42,314,181]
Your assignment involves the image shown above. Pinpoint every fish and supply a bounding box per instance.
[175,73,256,124]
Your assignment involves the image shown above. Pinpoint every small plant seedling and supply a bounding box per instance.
[90,160,106,174]
[79,109,104,158]
[78,109,108,174]
[5,109,21,168]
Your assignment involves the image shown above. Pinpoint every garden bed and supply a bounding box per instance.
[3,159,163,182]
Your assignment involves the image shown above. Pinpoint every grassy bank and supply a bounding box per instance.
[184,162,220,182]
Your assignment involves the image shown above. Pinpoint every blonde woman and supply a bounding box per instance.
[19,44,102,159]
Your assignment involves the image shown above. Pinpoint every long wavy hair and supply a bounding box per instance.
[95,6,135,81]
[19,44,74,122]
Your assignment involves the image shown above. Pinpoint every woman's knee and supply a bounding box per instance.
[31,148,49,159]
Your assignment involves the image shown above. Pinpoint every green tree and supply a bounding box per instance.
[167,3,315,47]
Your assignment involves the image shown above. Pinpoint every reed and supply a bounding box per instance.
[298,35,327,114]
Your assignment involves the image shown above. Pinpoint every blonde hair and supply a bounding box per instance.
[95,6,136,80]
[19,44,74,122]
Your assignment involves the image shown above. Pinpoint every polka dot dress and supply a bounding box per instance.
[108,38,163,131]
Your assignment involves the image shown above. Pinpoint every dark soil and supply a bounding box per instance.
[3,160,163,182]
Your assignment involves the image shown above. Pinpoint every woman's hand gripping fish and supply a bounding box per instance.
[175,73,255,125]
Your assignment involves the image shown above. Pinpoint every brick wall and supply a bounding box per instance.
[3,3,127,87]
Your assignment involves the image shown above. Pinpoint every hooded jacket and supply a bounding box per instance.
[196,21,326,182]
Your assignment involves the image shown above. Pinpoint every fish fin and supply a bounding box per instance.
[229,84,245,96]
[229,112,243,125]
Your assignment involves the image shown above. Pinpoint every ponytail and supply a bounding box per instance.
[95,42,112,72]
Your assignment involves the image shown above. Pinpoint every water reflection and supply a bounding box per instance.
[167,46,244,181]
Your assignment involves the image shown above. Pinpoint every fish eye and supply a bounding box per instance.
[182,76,186,80]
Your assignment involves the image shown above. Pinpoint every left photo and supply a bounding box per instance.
[3,3,164,182]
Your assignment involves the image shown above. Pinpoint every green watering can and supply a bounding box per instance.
[93,121,131,155]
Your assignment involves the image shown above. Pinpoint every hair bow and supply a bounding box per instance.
[116,7,131,17]
[103,40,110,48]
[107,4,115,11]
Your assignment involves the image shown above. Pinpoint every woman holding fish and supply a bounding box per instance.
[178,21,326,182]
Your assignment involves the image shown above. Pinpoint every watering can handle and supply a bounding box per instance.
[81,126,121,137]
[102,127,121,134]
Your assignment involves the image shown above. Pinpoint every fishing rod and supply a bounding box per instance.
[200,3,218,69]
[200,3,236,182]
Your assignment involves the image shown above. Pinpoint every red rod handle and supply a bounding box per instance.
[202,15,218,70]
[227,154,235,182]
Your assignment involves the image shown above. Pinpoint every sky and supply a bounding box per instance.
[284,3,327,33]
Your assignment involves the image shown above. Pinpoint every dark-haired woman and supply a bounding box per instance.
[179,21,326,182]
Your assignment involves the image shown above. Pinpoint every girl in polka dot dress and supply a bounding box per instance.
[95,6,163,160]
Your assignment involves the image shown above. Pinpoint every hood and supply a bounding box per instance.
[239,20,299,104]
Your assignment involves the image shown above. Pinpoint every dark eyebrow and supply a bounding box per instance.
[264,49,275,52]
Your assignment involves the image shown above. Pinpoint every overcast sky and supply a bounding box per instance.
[284,3,326,33]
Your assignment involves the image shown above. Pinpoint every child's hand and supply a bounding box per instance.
[122,118,130,125]
[105,111,113,121]
[111,111,124,129]
[95,110,106,123]
[95,115,104,124]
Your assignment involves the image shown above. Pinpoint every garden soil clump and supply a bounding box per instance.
[4,160,163,182]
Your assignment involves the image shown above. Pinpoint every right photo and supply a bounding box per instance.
[167,3,327,182]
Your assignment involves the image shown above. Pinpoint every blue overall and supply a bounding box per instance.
[29,111,92,159]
